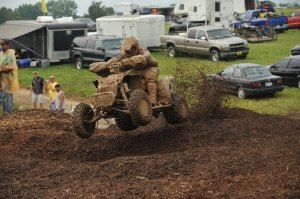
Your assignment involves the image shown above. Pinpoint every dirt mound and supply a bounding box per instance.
[0,109,299,198]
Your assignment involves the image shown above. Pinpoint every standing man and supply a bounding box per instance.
[54,84,65,113]
[45,75,58,111]
[0,39,19,113]
[31,71,44,109]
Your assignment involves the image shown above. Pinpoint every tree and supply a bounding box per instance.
[88,1,114,21]
[0,7,18,24]
[15,3,43,20]
[47,0,78,18]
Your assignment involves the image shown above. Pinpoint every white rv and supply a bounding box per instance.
[174,0,256,28]
[96,15,165,48]
[113,2,139,15]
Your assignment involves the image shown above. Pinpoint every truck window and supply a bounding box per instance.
[86,40,95,49]
[193,6,197,12]
[94,40,103,50]
[275,59,289,68]
[188,29,197,39]
[289,60,300,69]
[103,39,122,50]
[196,30,206,39]
[245,12,253,21]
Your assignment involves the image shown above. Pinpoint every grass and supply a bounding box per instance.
[17,27,300,115]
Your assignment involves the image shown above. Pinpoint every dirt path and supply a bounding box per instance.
[14,88,80,113]
[0,108,299,198]
[13,89,112,128]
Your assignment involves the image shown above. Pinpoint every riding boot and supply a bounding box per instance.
[147,82,157,105]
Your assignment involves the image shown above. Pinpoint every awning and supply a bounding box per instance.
[0,22,44,40]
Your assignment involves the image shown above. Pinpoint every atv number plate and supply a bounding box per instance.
[237,51,242,55]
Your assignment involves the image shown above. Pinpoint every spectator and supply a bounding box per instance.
[0,39,19,113]
[31,71,44,109]
[54,84,65,113]
[45,75,58,111]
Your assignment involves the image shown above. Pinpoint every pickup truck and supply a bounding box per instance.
[232,10,288,32]
[161,26,249,61]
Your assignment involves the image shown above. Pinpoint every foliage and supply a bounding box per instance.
[46,0,78,18]
[0,7,17,24]
[15,3,43,20]
[88,1,114,21]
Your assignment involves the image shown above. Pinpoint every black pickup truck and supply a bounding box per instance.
[70,35,122,69]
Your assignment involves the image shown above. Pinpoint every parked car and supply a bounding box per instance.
[70,35,122,69]
[206,63,284,99]
[74,18,96,31]
[291,45,300,55]
[161,26,249,61]
[268,55,300,88]
[288,10,300,29]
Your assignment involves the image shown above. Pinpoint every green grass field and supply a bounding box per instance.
[17,26,300,115]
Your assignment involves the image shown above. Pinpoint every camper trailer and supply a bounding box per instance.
[0,18,88,63]
[113,2,140,15]
[96,15,165,48]
[174,0,256,28]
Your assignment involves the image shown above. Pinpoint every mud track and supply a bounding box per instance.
[0,109,299,198]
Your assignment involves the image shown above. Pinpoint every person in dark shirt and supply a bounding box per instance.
[31,71,44,109]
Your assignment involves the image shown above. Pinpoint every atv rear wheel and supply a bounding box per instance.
[72,103,96,139]
[115,114,138,131]
[163,93,189,124]
[129,89,153,126]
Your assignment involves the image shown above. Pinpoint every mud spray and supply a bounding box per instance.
[171,60,228,121]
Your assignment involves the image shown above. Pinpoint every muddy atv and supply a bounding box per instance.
[71,66,189,139]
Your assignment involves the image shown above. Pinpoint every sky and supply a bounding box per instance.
[0,0,173,15]
[0,0,296,16]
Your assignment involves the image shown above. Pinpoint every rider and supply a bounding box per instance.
[90,36,170,105]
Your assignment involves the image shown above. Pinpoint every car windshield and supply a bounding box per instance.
[244,66,271,77]
[207,29,233,39]
[103,39,122,50]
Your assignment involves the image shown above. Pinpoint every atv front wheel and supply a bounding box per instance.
[129,89,153,126]
[115,114,138,131]
[72,103,96,139]
[163,94,189,124]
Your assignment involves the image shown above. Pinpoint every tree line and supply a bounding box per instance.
[0,0,114,24]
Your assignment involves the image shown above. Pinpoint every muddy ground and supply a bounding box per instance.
[0,108,299,199]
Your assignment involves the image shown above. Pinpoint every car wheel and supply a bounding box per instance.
[75,57,83,69]
[210,49,220,62]
[237,87,246,99]
[168,46,176,57]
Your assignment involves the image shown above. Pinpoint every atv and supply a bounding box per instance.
[71,64,189,139]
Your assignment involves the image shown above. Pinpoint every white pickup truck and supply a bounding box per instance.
[161,26,249,61]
